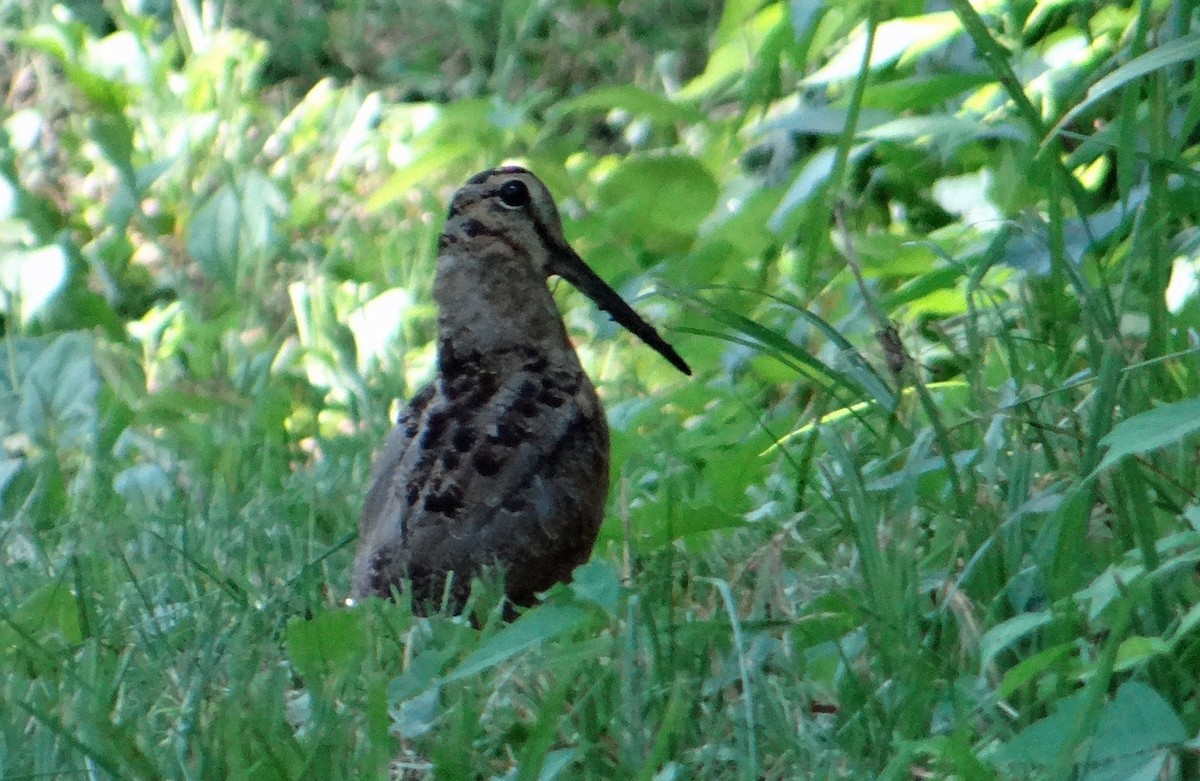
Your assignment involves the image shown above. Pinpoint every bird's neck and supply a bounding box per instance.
[433,251,581,378]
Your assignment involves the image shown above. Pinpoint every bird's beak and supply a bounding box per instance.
[550,245,692,376]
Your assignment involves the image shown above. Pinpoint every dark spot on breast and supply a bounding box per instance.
[452,426,475,452]
[513,398,539,417]
[440,450,460,470]
[473,449,503,476]
[406,483,420,507]
[437,234,450,252]
[424,484,463,516]
[512,380,540,417]
[402,384,437,425]
[444,376,470,400]
[493,419,524,447]
[419,408,451,448]
[538,388,565,408]
[466,373,500,408]
[439,342,483,380]
[502,494,527,513]
[521,347,549,372]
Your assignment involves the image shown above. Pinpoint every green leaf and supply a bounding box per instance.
[568,560,623,616]
[806,12,962,85]
[557,86,704,124]
[997,681,1186,778]
[979,610,1055,671]
[285,609,365,682]
[997,690,1088,767]
[1092,397,1200,475]
[186,172,287,287]
[1084,682,1186,780]
[5,334,101,452]
[3,581,85,647]
[595,156,717,251]
[444,603,589,682]
[679,4,785,99]
[187,184,242,285]
[861,72,995,111]
[1049,32,1200,144]
[862,115,1028,145]
[0,244,69,324]
[768,145,874,231]
[996,642,1076,700]
[1113,635,1170,671]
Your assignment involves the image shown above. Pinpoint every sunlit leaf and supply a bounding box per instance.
[557,86,704,124]
[806,13,962,85]
[595,156,718,251]
[0,244,68,324]
[1049,31,1200,143]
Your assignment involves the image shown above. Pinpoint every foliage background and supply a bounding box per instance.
[2,0,1200,778]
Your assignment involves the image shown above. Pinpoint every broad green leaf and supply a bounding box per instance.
[806,13,962,85]
[996,642,1076,699]
[0,582,84,654]
[1093,397,1200,475]
[862,115,1027,145]
[997,690,1087,767]
[1049,32,1200,144]
[444,603,589,682]
[285,609,365,682]
[186,172,287,287]
[557,86,704,124]
[979,610,1055,671]
[594,156,717,251]
[568,560,623,616]
[861,72,995,111]
[187,184,242,285]
[0,244,68,324]
[768,145,873,231]
[997,681,1185,779]
[12,333,101,451]
[753,104,892,136]
[366,138,476,213]
[679,4,785,99]
[1113,635,1170,671]
[1084,682,1186,780]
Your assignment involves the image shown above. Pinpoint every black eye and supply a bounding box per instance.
[498,179,530,209]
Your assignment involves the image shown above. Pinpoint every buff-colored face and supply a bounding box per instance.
[439,166,691,375]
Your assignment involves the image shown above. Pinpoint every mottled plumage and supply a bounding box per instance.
[351,166,690,614]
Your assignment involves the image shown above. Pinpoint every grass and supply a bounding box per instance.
[2,0,1200,778]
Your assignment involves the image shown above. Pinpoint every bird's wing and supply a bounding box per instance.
[351,383,435,596]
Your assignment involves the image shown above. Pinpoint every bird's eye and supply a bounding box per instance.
[498,179,530,209]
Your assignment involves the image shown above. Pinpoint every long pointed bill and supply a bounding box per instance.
[551,246,692,376]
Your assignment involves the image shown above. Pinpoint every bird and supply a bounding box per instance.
[350,165,691,615]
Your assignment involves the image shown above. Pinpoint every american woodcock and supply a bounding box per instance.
[351,166,691,613]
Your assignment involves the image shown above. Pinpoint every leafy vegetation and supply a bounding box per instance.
[3,0,1200,778]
